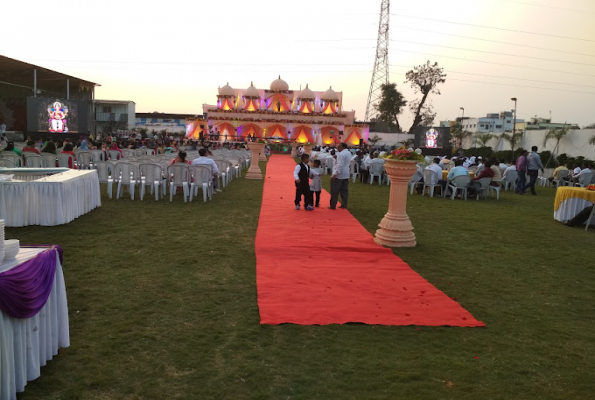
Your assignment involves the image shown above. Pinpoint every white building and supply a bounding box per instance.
[135,112,193,134]
[94,100,135,135]
[442,111,524,133]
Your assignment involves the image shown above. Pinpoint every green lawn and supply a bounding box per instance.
[9,160,595,400]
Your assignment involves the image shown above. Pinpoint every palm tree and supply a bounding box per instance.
[398,138,414,148]
[474,133,495,148]
[500,131,523,156]
[543,128,569,167]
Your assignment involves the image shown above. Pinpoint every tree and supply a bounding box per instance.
[500,132,523,156]
[368,134,382,147]
[398,138,415,148]
[583,123,595,129]
[449,122,472,149]
[542,128,569,167]
[474,133,495,148]
[405,61,447,133]
[589,135,595,145]
[374,83,407,132]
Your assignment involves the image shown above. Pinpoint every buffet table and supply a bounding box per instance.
[554,186,595,222]
[0,170,101,227]
[0,246,69,400]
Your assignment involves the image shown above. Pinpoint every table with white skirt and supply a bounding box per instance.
[0,170,101,227]
[553,186,595,225]
[0,247,70,400]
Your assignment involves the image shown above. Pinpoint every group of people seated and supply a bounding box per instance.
[549,162,594,186]
[416,156,506,197]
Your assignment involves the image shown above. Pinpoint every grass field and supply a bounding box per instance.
[8,158,595,400]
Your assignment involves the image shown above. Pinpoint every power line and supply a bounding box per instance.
[396,26,595,58]
[391,40,595,67]
[390,71,595,95]
[496,0,595,15]
[391,13,595,43]
[391,48,595,78]
[390,64,595,89]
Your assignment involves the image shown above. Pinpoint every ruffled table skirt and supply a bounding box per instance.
[0,170,101,227]
[0,248,69,400]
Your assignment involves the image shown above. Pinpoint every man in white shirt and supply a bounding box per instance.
[191,148,221,193]
[329,143,351,209]
[424,157,446,194]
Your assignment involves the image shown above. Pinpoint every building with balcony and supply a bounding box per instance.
[189,77,369,145]
[94,100,135,135]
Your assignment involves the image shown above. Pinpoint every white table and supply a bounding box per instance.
[0,247,70,400]
[0,170,101,227]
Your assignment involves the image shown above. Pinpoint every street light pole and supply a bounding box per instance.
[511,98,517,134]
[460,107,465,127]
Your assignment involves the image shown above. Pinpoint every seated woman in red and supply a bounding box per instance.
[169,150,190,165]
[61,143,78,169]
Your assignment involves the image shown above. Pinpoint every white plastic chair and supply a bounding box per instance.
[475,177,492,200]
[144,149,156,156]
[23,153,44,168]
[189,165,213,202]
[325,158,334,175]
[122,149,135,158]
[369,162,385,185]
[90,150,105,164]
[77,151,92,169]
[585,206,595,231]
[1,152,22,167]
[409,168,424,194]
[445,175,471,200]
[551,170,568,188]
[0,158,16,167]
[95,161,114,199]
[214,160,230,188]
[57,153,75,168]
[421,169,441,197]
[114,162,140,200]
[488,182,502,200]
[108,150,122,161]
[139,163,165,201]
[167,164,190,202]
[502,170,518,191]
[41,153,57,168]
[350,161,360,183]
[574,173,593,188]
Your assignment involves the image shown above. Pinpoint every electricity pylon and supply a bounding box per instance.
[365,0,390,122]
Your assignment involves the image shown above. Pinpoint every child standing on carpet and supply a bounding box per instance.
[310,159,323,208]
[294,153,314,211]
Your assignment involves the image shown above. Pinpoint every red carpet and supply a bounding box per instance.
[255,155,484,327]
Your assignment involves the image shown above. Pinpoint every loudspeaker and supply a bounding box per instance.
[359,138,364,146]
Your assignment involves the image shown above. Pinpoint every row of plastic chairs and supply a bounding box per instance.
[95,161,215,202]
[409,169,499,201]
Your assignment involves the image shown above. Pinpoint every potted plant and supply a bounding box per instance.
[374,148,424,247]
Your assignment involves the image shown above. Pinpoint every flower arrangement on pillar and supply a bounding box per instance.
[374,148,424,247]
[245,142,265,180]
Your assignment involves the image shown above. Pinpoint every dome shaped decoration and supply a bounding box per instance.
[321,86,338,101]
[298,84,315,99]
[244,82,260,98]
[219,83,235,97]
[270,75,289,92]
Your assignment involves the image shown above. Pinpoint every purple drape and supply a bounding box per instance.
[0,246,63,319]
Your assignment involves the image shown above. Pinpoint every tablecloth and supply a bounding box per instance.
[442,170,475,180]
[0,247,69,400]
[553,187,595,222]
[0,170,101,227]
